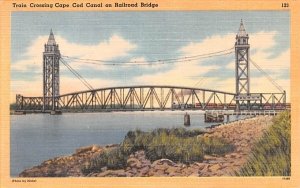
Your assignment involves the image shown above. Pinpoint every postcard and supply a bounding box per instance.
[0,0,299,187]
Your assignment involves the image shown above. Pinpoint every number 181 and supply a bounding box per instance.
[282,3,289,7]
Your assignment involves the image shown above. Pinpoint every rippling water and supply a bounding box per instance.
[10,111,243,177]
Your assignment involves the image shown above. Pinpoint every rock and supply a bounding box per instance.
[96,170,126,177]
[152,158,176,166]
[169,172,184,177]
[127,158,142,168]
[91,145,101,152]
[125,172,134,177]
[43,160,52,165]
[160,159,176,166]
[229,153,239,158]
[153,169,168,176]
[105,144,119,148]
[75,145,93,154]
[204,155,217,160]
[139,166,150,175]
[152,159,161,166]
[126,167,138,175]
[209,164,221,172]
[101,166,107,171]
[153,163,169,171]
[188,173,199,177]
[147,169,155,176]
[165,166,179,174]
[141,160,151,167]
[194,162,206,170]
[240,143,248,147]
[135,150,145,158]
[181,167,194,176]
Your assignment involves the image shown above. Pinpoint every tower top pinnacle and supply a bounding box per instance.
[47,29,56,45]
[237,19,247,37]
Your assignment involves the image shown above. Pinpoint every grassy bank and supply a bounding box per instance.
[82,128,234,175]
[238,111,291,176]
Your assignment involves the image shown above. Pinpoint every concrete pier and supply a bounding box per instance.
[184,113,190,126]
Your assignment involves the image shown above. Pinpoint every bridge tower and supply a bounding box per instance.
[235,20,250,111]
[43,29,60,112]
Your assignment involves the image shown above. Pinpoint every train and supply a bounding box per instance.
[171,102,288,110]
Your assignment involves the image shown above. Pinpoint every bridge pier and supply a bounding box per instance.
[184,112,190,126]
[226,114,230,123]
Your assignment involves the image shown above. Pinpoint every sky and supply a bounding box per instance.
[11,11,290,103]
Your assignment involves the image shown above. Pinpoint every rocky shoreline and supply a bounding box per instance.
[19,115,273,177]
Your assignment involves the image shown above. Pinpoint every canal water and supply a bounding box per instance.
[10,111,243,177]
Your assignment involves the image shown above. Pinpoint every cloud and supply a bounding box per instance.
[11,34,137,72]
[133,31,290,101]
[133,33,234,87]
[250,49,290,76]
[251,31,278,50]
[180,34,234,56]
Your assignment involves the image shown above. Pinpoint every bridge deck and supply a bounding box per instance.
[205,110,282,116]
[15,85,287,112]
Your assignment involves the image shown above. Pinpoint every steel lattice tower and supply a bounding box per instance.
[43,29,60,111]
[235,20,250,111]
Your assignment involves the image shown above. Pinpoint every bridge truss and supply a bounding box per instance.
[15,86,287,112]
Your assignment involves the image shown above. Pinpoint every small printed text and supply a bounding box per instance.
[12,179,37,183]
[12,2,159,9]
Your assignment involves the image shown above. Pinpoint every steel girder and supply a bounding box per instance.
[16,86,236,112]
[15,86,288,112]
[56,86,236,111]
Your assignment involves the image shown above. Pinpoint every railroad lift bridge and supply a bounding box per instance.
[15,21,288,116]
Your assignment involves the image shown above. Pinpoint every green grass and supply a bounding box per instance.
[81,147,127,175]
[81,128,234,175]
[120,128,234,163]
[238,111,291,176]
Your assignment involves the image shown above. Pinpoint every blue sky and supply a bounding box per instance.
[11,11,290,101]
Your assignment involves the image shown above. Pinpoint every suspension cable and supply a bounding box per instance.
[60,58,94,90]
[249,58,284,93]
[61,47,234,66]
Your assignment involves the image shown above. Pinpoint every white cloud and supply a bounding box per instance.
[180,34,234,56]
[131,34,236,87]
[11,34,137,72]
[129,57,146,63]
[251,31,277,50]
[133,33,234,88]
[251,49,290,76]
[133,31,290,101]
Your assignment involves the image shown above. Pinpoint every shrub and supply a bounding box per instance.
[199,136,235,155]
[145,133,204,163]
[238,111,291,176]
[120,128,233,163]
[82,128,234,174]
[81,148,127,175]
